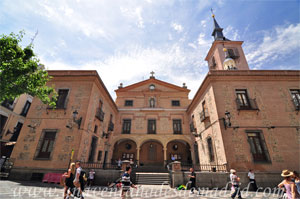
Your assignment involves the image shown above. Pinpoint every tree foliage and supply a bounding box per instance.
[0,31,57,107]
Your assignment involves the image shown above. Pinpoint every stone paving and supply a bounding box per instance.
[0,180,284,199]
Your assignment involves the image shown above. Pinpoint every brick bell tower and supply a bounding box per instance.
[205,12,249,71]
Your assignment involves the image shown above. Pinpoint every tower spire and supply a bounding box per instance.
[210,9,229,41]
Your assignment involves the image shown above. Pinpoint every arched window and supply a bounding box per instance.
[149,97,155,108]
[207,137,215,162]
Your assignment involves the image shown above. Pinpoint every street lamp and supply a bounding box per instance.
[72,110,82,129]
[223,111,231,130]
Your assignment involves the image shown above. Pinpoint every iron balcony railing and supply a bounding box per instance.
[108,121,114,131]
[95,108,105,121]
[189,123,196,133]
[181,162,227,172]
[200,108,209,122]
[81,162,120,170]
[236,98,259,111]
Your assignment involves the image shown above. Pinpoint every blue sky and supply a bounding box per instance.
[1,0,299,99]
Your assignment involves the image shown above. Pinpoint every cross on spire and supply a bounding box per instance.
[211,8,215,17]
[150,71,155,78]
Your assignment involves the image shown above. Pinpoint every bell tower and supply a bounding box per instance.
[205,13,249,71]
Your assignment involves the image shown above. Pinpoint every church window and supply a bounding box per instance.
[290,89,300,110]
[125,100,133,106]
[172,100,180,106]
[207,137,215,162]
[147,119,156,134]
[56,89,69,109]
[122,119,131,134]
[173,119,182,134]
[235,89,250,108]
[246,131,271,163]
[35,130,57,159]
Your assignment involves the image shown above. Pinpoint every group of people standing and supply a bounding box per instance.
[229,169,300,199]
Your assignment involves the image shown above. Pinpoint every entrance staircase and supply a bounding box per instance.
[134,165,170,185]
[135,172,170,185]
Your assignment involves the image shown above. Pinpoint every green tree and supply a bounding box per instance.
[0,31,57,107]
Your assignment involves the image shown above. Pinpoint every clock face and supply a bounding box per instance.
[149,84,155,90]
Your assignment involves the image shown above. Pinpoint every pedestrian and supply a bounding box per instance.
[117,158,122,169]
[278,170,300,199]
[88,169,95,186]
[188,168,197,194]
[73,161,84,199]
[129,158,134,166]
[230,169,242,199]
[63,163,75,199]
[248,169,258,191]
[121,166,137,198]
[293,171,300,196]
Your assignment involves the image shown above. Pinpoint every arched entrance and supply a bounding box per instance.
[167,140,192,164]
[139,140,164,166]
[112,139,137,162]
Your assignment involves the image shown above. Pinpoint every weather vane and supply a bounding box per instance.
[211,8,215,18]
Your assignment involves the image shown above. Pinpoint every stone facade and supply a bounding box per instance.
[10,71,118,175]
[0,94,33,158]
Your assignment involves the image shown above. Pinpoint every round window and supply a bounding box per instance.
[125,143,132,150]
[173,144,178,151]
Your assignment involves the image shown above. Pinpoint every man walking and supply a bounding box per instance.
[121,166,137,198]
[248,169,258,191]
[188,168,197,194]
[74,161,84,199]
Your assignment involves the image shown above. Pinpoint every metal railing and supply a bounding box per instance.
[108,121,114,131]
[95,108,105,121]
[236,98,259,111]
[200,108,209,122]
[81,162,120,170]
[181,162,227,172]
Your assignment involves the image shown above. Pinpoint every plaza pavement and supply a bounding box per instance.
[0,180,284,199]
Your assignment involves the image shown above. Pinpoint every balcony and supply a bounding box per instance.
[108,121,114,132]
[236,98,259,111]
[200,108,209,122]
[189,123,196,133]
[95,108,105,121]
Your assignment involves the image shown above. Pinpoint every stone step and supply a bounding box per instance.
[135,172,170,185]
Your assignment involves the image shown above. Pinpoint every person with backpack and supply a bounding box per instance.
[73,161,84,199]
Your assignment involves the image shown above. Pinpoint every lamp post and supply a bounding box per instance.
[223,111,231,130]
[72,110,82,129]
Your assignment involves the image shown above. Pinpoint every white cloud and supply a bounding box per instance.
[171,22,183,33]
[223,25,239,41]
[44,43,207,99]
[245,23,300,69]
[120,6,145,28]
[200,20,207,28]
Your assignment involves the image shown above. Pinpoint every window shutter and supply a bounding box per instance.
[233,48,240,58]
[235,98,241,110]
[259,132,271,162]
[63,97,68,109]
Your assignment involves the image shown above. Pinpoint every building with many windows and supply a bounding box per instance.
[7,15,299,181]
[0,94,33,159]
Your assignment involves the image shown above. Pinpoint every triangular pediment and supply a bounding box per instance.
[115,78,190,93]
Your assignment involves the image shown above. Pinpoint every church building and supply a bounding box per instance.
[5,14,299,180]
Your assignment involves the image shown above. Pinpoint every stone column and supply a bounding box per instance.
[136,147,140,166]
[163,146,167,166]
[122,160,131,171]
